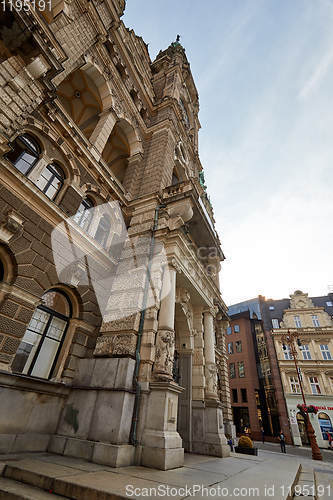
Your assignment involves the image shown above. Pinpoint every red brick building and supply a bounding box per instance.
[228,299,293,444]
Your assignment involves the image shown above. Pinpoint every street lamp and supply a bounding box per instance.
[282,329,322,461]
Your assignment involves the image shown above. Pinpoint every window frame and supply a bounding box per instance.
[309,376,321,395]
[234,324,240,333]
[6,133,41,176]
[320,344,332,360]
[229,362,236,379]
[238,361,245,378]
[95,214,111,249]
[36,163,65,201]
[311,315,320,327]
[283,345,293,360]
[301,344,312,360]
[294,315,302,328]
[12,289,72,380]
[235,340,242,353]
[227,342,233,354]
[290,376,301,394]
[73,197,94,232]
[271,318,279,329]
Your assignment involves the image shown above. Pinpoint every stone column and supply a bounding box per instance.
[153,265,176,380]
[89,110,117,155]
[216,318,236,439]
[204,308,218,399]
[200,307,230,458]
[142,261,184,469]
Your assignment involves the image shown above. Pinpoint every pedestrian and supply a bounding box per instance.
[226,435,234,452]
[261,426,265,444]
[327,432,333,450]
[278,430,286,453]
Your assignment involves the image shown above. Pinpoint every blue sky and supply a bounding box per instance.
[123,0,333,305]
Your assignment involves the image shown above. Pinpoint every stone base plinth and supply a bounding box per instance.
[192,399,230,458]
[141,381,184,470]
[49,435,135,467]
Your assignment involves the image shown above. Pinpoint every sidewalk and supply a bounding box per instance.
[1,449,332,499]
[253,440,333,463]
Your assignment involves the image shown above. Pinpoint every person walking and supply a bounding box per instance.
[278,430,286,453]
[327,432,333,450]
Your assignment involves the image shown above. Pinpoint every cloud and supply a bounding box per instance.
[298,48,333,100]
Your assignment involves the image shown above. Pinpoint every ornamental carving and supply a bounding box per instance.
[94,333,137,357]
[205,363,218,396]
[154,329,175,378]
[0,211,24,243]
[176,287,193,332]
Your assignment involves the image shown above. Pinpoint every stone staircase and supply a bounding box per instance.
[0,456,125,499]
[292,464,332,500]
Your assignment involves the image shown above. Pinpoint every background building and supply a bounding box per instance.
[270,290,333,448]
[0,0,233,470]
[227,307,281,441]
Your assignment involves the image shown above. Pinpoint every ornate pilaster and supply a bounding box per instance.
[153,264,177,379]
[203,307,218,400]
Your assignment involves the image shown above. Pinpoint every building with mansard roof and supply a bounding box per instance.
[0,0,233,469]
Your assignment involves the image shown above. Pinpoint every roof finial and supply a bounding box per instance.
[176,34,181,43]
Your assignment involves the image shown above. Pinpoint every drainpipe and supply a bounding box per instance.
[130,203,165,446]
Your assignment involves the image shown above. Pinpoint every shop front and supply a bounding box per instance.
[287,396,333,448]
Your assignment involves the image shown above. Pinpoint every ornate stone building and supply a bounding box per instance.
[0,0,232,469]
[271,291,333,448]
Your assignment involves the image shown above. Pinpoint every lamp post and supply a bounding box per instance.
[282,329,322,461]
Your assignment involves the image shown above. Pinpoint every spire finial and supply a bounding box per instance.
[176,34,180,43]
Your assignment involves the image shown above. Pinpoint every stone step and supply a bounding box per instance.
[0,477,68,499]
[2,459,127,499]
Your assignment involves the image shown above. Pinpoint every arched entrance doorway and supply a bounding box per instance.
[318,412,333,441]
[297,412,310,445]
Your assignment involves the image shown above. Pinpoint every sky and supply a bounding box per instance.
[123,0,333,305]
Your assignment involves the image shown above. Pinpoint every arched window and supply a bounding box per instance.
[73,198,94,231]
[12,290,71,379]
[6,133,41,175]
[35,163,64,200]
[95,214,111,249]
[318,412,333,440]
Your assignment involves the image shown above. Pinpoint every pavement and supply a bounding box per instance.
[254,440,333,463]
[0,448,333,499]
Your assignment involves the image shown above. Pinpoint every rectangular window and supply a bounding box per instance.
[228,342,233,354]
[241,388,247,402]
[320,344,332,360]
[283,345,293,360]
[238,361,245,378]
[272,319,279,329]
[309,376,321,395]
[232,388,238,403]
[226,326,232,335]
[234,325,240,333]
[301,344,311,360]
[269,305,275,310]
[290,376,300,394]
[326,301,333,307]
[312,315,320,327]
[235,340,242,353]
[229,363,236,379]
[294,315,302,328]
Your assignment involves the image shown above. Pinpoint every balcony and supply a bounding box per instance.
[163,179,224,257]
